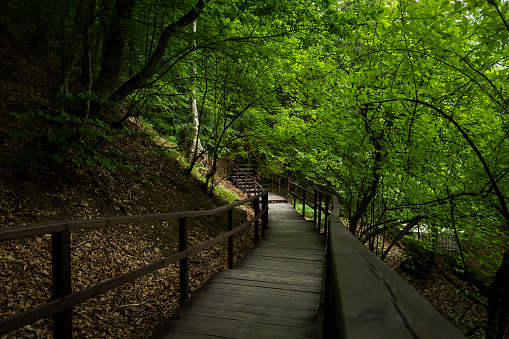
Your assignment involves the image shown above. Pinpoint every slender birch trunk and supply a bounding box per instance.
[187,19,204,162]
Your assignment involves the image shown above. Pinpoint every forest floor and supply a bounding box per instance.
[0,127,256,339]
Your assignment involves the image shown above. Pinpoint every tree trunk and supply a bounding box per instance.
[187,19,204,162]
[108,0,207,104]
[93,0,135,99]
[486,250,509,339]
[204,150,218,195]
[75,0,96,118]
[349,171,380,235]
[187,92,204,160]
[349,109,384,235]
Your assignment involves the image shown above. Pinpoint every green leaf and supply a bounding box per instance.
[4,128,28,139]
[441,0,451,9]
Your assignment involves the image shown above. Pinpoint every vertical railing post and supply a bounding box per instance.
[318,192,323,233]
[262,191,268,236]
[314,191,318,227]
[278,176,281,195]
[253,197,260,244]
[325,195,330,238]
[302,190,306,217]
[286,179,290,201]
[179,217,188,305]
[52,229,72,339]
[293,184,297,209]
[271,175,273,193]
[228,209,234,269]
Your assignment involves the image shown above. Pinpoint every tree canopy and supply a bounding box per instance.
[1,0,509,336]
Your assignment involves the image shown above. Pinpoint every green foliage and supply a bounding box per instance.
[214,183,243,203]
[294,200,315,220]
[400,237,435,275]
[1,110,133,171]
[3,128,28,139]
[3,0,509,332]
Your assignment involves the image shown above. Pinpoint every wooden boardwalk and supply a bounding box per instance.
[267,192,288,203]
[151,199,325,339]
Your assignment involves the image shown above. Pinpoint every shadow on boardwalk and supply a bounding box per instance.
[151,200,325,339]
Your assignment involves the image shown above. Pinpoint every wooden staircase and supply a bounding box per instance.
[229,163,261,196]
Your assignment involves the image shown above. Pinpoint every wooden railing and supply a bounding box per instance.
[324,196,466,338]
[0,189,269,338]
[270,175,332,238]
[228,161,264,196]
[269,175,465,338]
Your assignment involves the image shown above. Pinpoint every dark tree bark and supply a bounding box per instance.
[108,0,207,104]
[348,108,384,235]
[75,0,97,118]
[93,0,135,98]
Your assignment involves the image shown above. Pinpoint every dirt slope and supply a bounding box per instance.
[0,27,253,338]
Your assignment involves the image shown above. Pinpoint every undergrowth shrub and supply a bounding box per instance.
[1,110,134,171]
[400,237,435,276]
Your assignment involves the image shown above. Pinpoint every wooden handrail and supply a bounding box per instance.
[268,174,466,337]
[0,188,270,337]
[324,196,466,338]
[0,193,264,242]
[270,174,333,236]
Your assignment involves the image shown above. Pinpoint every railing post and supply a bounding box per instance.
[278,176,281,195]
[228,209,234,269]
[271,175,273,193]
[318,192,323,232]
[302,190,306,217]
[179,217,188,305]
[293,184,297,209]
[286,179,290,201]
[262,191,268,236]
[52,229,72,339]
[325,195,330,238]
[314,191,318,227]
[253,197,259,244]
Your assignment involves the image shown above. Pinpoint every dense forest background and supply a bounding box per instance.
[1,0,509,337]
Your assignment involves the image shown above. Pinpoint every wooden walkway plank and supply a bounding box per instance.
[267,192,288,203]
[156,314,315,339]
[183,290,320,311]
[175,306,318,329]
[213,266,322,283]
[231,265,323,277]
[209,273,321,290]
[236,255,323,267]
[182,298,320,320]
[151,200,325,339]
[192,282,320,300]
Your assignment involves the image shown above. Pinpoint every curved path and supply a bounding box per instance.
[151,197,325,338]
